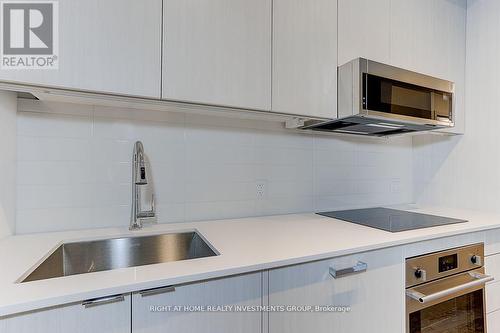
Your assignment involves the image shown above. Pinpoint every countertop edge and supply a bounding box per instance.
[1,217,499,317]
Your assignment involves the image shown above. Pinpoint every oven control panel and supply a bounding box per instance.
[438,253,458,272]
[405,243,484,288]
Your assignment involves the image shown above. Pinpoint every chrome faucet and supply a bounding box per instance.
[130,141,155,230]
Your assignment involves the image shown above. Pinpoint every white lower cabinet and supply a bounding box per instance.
[488,310,500,332]
[1,249,407,333]
[487,282,500,314]
[132,272,263,333]
[268,247,404,333]
[485,250,500,329]
[0,294,131,333]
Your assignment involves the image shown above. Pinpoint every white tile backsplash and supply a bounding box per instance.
[16,103,413,233]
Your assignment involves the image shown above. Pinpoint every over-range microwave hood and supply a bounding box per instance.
[301,58,455,136]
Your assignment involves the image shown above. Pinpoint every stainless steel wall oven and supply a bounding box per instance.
[406,244,493,332]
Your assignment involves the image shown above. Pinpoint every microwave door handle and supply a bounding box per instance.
[406,272,494,304]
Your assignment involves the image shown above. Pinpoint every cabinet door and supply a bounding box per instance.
[0,0,162,98]
[163,0,271,111]
[485,253,500,313]
[268,247,404,333]
[0,294,131,333]
[488,310,500,333]
[337,0,391,66]
[132,272,262,333]
[272,0,337,118]
[390,0,466,134]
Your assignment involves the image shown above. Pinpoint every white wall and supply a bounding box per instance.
[0,92,17,238]
[413,0,498,211]
[16,100,413,234]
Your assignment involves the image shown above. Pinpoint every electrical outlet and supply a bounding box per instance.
[391,179,401,193]
[255,180,267,199]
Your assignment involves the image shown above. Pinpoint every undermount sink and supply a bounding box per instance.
[21,231,218,283]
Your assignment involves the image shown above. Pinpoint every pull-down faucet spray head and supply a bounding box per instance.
[134,141,147,185]
[130,141,155,230]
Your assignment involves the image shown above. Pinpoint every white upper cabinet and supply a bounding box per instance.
[390,0,466,134]
[162,0,272,111]
[390,0,466,79]
[337,0,391,66]
[0,0,162,98]
[272,0,337,118]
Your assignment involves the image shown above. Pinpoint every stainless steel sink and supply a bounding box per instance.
[21,231,218,282]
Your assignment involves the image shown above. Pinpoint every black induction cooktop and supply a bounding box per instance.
[318,207,467,232]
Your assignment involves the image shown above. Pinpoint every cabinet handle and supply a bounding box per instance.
[406,271,493,303]
[329,261,367,279]
[82,294,125,308]
[139,286,176,297]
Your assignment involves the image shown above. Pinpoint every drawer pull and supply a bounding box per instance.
[139,286,176,297]
[82,294,125,308]
[330,261,367,279]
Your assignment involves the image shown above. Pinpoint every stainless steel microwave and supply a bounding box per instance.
[302,58,455,136]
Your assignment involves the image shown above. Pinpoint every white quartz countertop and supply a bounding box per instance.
[2,205,500,317]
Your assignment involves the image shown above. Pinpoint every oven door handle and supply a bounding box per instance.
[406,271,494,304]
